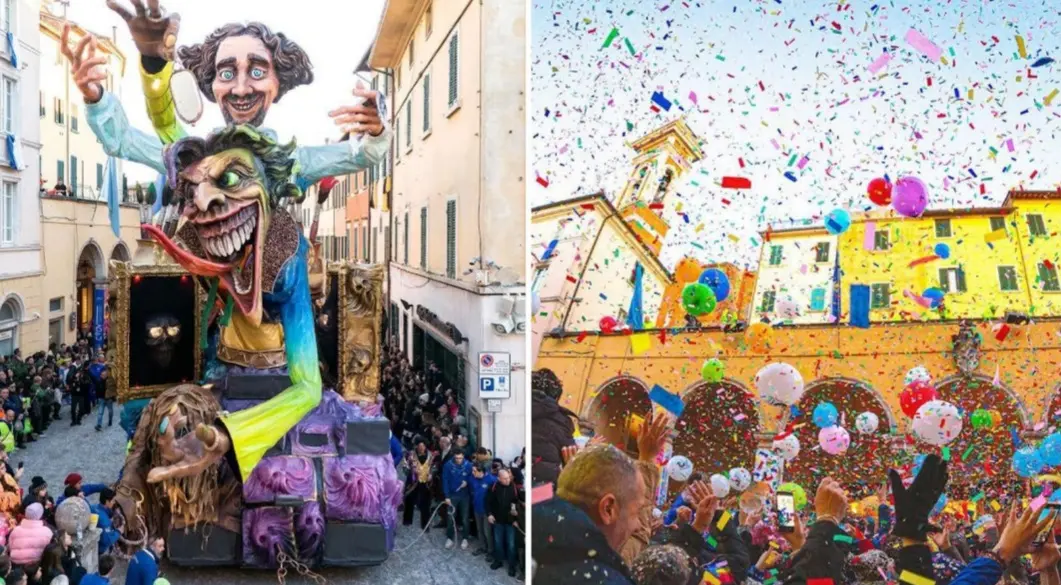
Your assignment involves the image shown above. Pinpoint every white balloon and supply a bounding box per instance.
[710,474,731,498]
[755,363,805,406]
[855,412,880,434]
[666,455,694,482]
[531,291,542,314]
[652,508,663,519]
[729,467,752,491]
[776,299,800,320]
[913,400,963,446]
[905,366,932,387]
[772,434,800,461]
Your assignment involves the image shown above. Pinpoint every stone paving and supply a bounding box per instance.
[17,403,523,584]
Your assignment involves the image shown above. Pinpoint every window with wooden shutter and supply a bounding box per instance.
[810,288,827,311]
[1027,214,1048,237]
[768,245,783,266]
[404,211,409,264]
[939,267,967,293]
[405,103,412,147]
[420,207,427,270]
[989,216,1007,234]
[870,284,891,309]
[448,33,459,106]
[446,200,456,278]
[997,266,1019,292]
[815,242,830,263]
[760,291,776,313]
[934,219,952,238]
[1040,263,1061,292]
[423,73,431,132]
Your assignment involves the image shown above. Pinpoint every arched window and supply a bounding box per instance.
[653,167,674,204]
[0,297,21,357]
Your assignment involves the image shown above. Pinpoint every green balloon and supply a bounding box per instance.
[682,282,717,316]
[701,358,725,383]
[971,408,993,430]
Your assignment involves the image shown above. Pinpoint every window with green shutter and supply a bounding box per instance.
[939,267,967,293]
[1040,262,1061,292]
[56,159,64,184]
[420,207,427,270]
[997,266,1019,291]
[870,283,891,309]
[423,73,431,132]
[760,290,776,312]
[1027,214,1048,237]
[446,200,456,278]
[96,163,103,190]
[404,212,409,264]
[768,245,783,266]
[70,155,78,196]
[405,103,412,147]
[362,224,368,261]
[815,242,830,263]
[873,230,891,251]
[448,33,459,106]
[989,216,1007,234]
[810,288,827,311]
[934,219,952,238]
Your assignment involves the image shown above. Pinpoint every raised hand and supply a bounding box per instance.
[889,453,948,540]
[60,25,107,103]
[814,477,848,523]
[636,410,670,463]
[781,513,807,552]
[106,0,181,61]
[691,492,720,533]
[994,504,1056,564]
[329,83,385,137]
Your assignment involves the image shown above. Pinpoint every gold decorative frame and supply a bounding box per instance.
[331,262,384,402]
[109,260,203,402]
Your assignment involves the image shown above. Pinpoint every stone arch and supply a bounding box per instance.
[581,376,652,456]
[1040,383,1061,428]
[110,241,131,263]
[77,239,106,281]
[671,379,760,482]
[785,378,897,498]
[0,293,24,357]
[933,375,1029,494]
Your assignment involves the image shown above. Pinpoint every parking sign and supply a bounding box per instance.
[478,352,511,399]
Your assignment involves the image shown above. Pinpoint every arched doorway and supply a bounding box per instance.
[786,378,896,498]
[0,296,22,357]
[933,375,1029,496]
[76,241,105,339]
[110,242,130,263]
[582,377,652,457]
[672,380,760,481]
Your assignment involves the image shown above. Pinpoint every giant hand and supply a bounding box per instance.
[146,410,231,484]
[60,25,107,104]
[106,0,181,61]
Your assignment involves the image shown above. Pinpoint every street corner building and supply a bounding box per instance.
[531,117,1061,497]
[367,0,528,462]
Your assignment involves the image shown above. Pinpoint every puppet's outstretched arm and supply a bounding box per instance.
[139,56,187,144]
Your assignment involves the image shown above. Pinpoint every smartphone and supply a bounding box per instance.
[1034,504,1061,547]
[777,492,796,533]
[16,462,22,469]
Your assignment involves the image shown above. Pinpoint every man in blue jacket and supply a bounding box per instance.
[91,488,120,554]
[125,536,163,585]
[81,554,116,585]
[442,450,473,550]
[470,463,497,561]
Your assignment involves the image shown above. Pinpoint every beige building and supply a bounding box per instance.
[369,0,526,459]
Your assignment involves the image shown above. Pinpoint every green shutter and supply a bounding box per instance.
[56,159,64,184]
[957,267,967,292]
[448,34,459,106]
[423,73,431,132]
[70,156,78,196]
[404,212,409,264]
[420,207,427,269]
[405,104,412,146]
[446,200,456,278]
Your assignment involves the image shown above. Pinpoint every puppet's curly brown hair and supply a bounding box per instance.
[177,22,314,103]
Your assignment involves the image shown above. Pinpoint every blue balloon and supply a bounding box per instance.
[698,268,731,302]
[1014,446,1046,478]
[1042,433,1061,467]
[813,402,839,428]
[934,243,951,259]
[825,209,852,235]
[922,288,945,309]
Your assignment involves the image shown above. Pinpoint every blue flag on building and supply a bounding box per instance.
[6,32,17,68]
[830,252,842,323]
[104,157,121,238]
[4,134,18,170]
[626,262,644,331]
[93,288,105,349]
[849,284,870,329]
[151,172,166,217]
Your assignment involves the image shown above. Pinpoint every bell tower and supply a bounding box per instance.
[615,118,702,255]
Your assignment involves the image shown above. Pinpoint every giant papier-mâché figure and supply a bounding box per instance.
[59,0,390,486]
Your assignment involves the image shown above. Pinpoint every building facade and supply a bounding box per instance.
[751,228,838,324]
[0,0,42,357]
[369,0,526,459]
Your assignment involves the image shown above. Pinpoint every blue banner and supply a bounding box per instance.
[104,157,120,237]
[93,288,105,349]
[626,262,644,331]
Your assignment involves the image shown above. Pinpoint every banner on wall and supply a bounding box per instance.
[93,288,105,350]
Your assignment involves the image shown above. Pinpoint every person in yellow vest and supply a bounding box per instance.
[0,412,14,454]
[402,439,435,530]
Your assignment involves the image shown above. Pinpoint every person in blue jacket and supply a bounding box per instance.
[442,450,473,550]
[125,536,163,585]
[662,471,705,525]
[470,463,498,560]
[91,488,120,554]
[81,554,116,585]
[56,473,106,507]
[389,431,403,468]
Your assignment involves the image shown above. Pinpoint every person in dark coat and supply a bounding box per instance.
[486,468,524,578]
[530,368,576,487]
[533,445,646,585]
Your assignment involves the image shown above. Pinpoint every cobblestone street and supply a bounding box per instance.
[18,403,522,585]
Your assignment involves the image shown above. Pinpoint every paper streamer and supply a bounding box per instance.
[904,289,935,309]
[868,52,892,74]
[905,28,943,61]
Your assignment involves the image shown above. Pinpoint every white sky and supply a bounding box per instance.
[56,0,386,181]
[531,0,1061,267]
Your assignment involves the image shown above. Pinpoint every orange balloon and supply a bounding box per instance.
[746,323,773,354]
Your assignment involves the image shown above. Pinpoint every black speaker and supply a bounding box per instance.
[167,524,242,566]
[321,522,389,567]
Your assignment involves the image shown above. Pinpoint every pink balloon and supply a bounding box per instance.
[818,426,851,455]
[892,176,928,217]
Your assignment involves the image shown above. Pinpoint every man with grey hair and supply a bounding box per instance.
[531,444,645,585]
